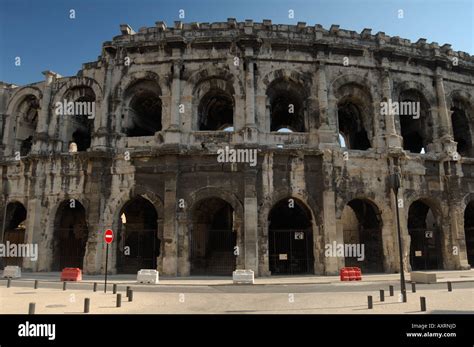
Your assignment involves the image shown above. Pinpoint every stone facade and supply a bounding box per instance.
[0,19,473,276]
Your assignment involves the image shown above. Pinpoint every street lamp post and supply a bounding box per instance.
[391,169,407,302]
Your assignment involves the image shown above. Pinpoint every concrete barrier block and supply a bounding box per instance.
[137,269,159,284]
[3,266,21,278]
[233,269,254,284]
[410,272,437,284]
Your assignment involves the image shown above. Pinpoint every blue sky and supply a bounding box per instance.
[0,0,472,85]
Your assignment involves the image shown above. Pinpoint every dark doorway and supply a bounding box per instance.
[408,200,442,270]
[117,196,160,274]
[3,202,27,267]
[191,198,236,276]
[198,89,234,130]
[268,198,314,275]
[125,80,162,137]
[465,201,474,267]
[267,79,306,132]
[338,101,371,150]
[398,90,432,154]
[53,200,89,270]
[451,101,473,157]
[342,199,384,273]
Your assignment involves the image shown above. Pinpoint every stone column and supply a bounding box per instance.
[162,165,178,275]
[318,64,338,149]
[245,56,255,126]
[435,67,456,154]
[33,71,57,153]
[243,167,258,273]
[381,68,402,149]
[243,52,258,143]
[322,190,338,275]
[22,198,43,271]
[165,55,181,143]
[91,62,112,149]
[448,203,470,269]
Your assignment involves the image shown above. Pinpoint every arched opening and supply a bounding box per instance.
[451,99,473,157]
[15,95,39,156]
[125,80,162,136]
[464,201,474,267]
[398,89,432,154]
[341,199,383,273]
[408,200,442,270]
[63,87,95,152]
[117,196,160,274]
[198,89,234,131]
[337,101,371,150]
[2,202,27,267]
[267,79,306,132]
[268,198,314,275]
[190,197,236,275]
[52,200,89,270]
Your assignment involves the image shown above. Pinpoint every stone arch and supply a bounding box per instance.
[186,186,244,217]
[105,186,164,273]
[4,87,42,156]
[332,78,374,150]
[2,201,27,267]
[260,69,311,91]
[111,71,166,136]
[183,66,244,97]
[259,190,322,275]
[120,73,163,137]
[265,195,317,275]
[6,86,43,115]
[264,73,309,133]
[194,78,235,131]
[447,89,474,157]
[392,80,437,107]
[405,196,446,271]
[50,197,90,271]
[49,78,102,152]
[339,197,384,273]
[393,81,436,153]
[186,187,243,275]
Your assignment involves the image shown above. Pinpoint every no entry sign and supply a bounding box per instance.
[104,229,114,244]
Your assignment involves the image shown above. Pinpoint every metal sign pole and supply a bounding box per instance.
[105,243,109,293]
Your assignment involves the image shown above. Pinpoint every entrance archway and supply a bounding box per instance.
[190,197,236,276]
[117,196,160,274]
[465,201,474,267]
[408,200,442,270]
[268,198,314,275]
[3,202,27,267]
[52,200,89,270]
[341,199,383,273]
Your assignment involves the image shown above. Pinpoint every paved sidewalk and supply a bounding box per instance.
[1,269,473,287]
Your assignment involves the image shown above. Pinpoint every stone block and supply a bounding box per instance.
[233,269,254,284]
[137,269,159,284]
[410,272,437,284]
[3,266,21,278]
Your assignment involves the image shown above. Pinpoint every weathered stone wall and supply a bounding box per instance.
[0,19,473,276]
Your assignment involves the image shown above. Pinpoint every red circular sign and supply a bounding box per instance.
[104,229,114,244]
